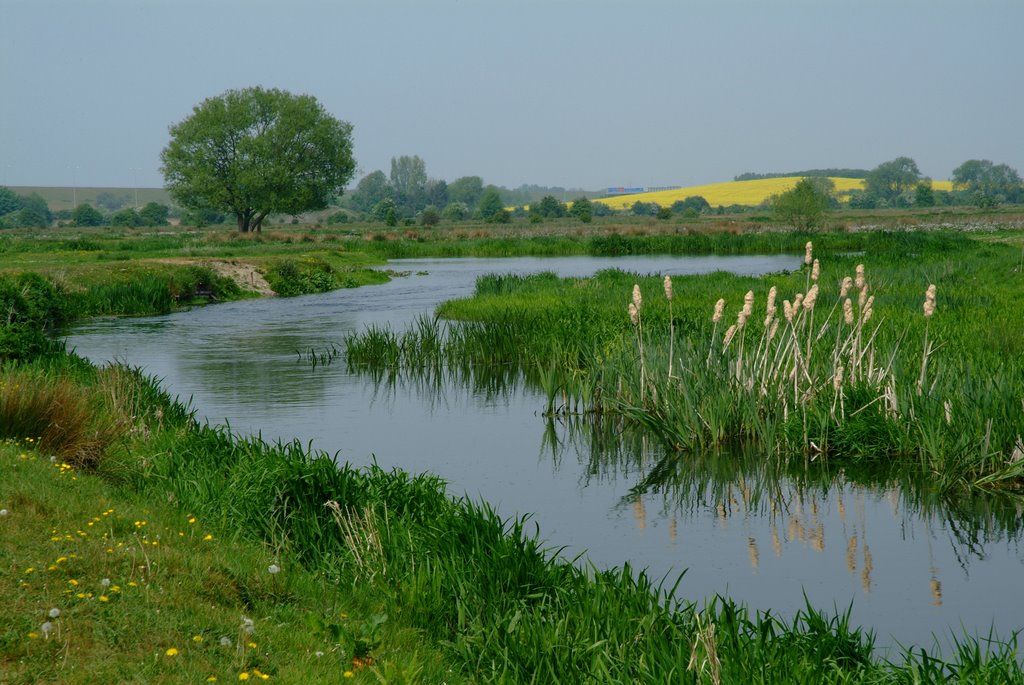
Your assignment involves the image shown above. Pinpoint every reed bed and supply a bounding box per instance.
[346,231,1024,493]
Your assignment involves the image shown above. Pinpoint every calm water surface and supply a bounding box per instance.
[66,255,1023,652]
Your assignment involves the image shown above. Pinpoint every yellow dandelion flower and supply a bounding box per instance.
[207,678,218,683]
[247,642,257,649]
[56,557,67,564]
[28,631,40,639]
[76,592,86,598]
[165,647,179,656]
[24,567,34,574]
[239,673,250,681]
[193,635,204,642]
[68,579,78,585]
[203,534,213,541]
[127,581,138,587]
[99,595,109,602]
[343,672,354,678]
[188,516,197,524]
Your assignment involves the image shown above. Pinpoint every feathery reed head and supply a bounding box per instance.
[663,275,673,300]
[723,324,738,348]
[803,284,819,311]
[804,241,814,266]
[854,264,865,290]
[632,284,642,310]
[840,276,852,298]
[833,364,844,391]
[783,299,795,322]
[863,295,875,322]
[764,286,777,327]
[628,302,639,326]
[742,290,754,318]
[811,259,820,283]
[923,283,936,318]
[843,298,854,325]
[712,298,725,323]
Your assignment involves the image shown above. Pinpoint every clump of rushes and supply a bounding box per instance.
[629,283,646,402]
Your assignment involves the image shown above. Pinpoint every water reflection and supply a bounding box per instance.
[65,254,1023,649]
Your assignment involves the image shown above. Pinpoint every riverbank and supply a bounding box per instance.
[3,222,1024,680]
[2,351,1021,683]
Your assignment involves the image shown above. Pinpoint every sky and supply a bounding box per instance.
[1,0,1022,192]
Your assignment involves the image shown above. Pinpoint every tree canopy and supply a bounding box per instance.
[952,159,1023,207]
[864,157,921,205]
[161,87,355,232]
[771,178,833,230]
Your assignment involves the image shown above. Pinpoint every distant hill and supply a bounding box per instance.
[594,177,955,210]
[7,186,173,212]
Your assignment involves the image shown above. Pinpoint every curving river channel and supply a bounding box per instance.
[65,255,1024,653]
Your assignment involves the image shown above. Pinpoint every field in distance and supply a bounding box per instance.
[594,177,955,210]
[8,186,173,212]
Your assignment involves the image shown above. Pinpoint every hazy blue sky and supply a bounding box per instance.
[2,0,1021,191]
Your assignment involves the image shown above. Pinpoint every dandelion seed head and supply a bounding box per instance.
[41,621,53,635]
[0,509,7,517]
[48,608,60,618]
[100,578,111,588]
[268,564,280,575]
[219,636,232,647]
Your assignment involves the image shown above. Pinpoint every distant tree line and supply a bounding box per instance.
[734,169,870,181]
[340,155,597,226]
[0,186,172,229]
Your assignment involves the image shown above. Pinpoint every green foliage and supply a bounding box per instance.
[390,155,428,215]
[0,186,21,215]
[138,201,169,226]
[567,196,593,223]
[72,203,105,227]
[772,178,833,230]
[631,200,658,216]
[914,181,936,207]
[350,170,393,214]
[671,195,711,215]
[864,156,922,205]
[110,208,141,227]
[161,86,356,233]
[447,175,484,210]
[952,159,1023,207]
[441,201,469,221]
[475,187,504,220]
[656,206,673,220]
[419,205,441,226]
[15,193,52,228]
[0,273,66,360]
[530,195,566,219]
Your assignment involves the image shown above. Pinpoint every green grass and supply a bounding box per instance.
[2,352,1022,682]
[346,230,1024,494]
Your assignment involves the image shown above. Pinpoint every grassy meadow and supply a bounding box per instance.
[3,216,1024,681]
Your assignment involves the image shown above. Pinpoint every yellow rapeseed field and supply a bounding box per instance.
[593,177,954,210]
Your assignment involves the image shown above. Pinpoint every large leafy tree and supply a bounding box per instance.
[161,87,355,232]
[864,157,921,205]
[952,159,1023,207]
[772,178,833,230]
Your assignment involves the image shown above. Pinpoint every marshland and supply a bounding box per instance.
[2,214,1023,682]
